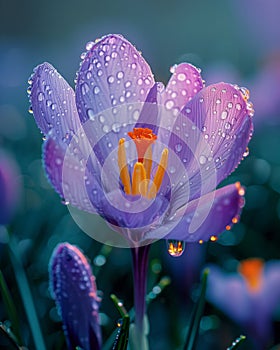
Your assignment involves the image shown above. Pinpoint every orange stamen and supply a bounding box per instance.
[128,128,157,163]
[148,148,168,199]
[132,162,147,195]
[238,258,264,292]
[118,138,131,195]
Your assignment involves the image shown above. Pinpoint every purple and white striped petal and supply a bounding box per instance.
[181,83,253,186]
[43,136,102,213]
[29,62,81,143]
[145,183,244,243]
[161,83,253,201]
[76,34,155,163]
[160,63,204,115]
[49,243,102,350]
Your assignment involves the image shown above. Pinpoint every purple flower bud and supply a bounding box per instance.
[0,150,21,225]
[49,243,102,350]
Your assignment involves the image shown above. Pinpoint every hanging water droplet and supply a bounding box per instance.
[28,106,33,114]
[170,64,177,74]
[167,240,185,257]
[243,147,249,157]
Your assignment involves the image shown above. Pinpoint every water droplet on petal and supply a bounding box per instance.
[85,41,94,51]
[87,109,95,120]
[236,103,242,110]
[99,115,105,123]
[167,240,185,257]
[37,92,44,101]
[175,143,182,153]
[220,111,228,120]
[107,75,114,84]
[112,122,121,133]
[199,155,207,165]
[81,82,90,95]
[165,100,174,110]
[93,86,100,94]
[177,73,186,81]
[225,122,232,130]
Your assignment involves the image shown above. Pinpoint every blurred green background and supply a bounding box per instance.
[1,0,280,349]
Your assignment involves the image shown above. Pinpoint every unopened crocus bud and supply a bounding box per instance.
[49,243,102,350]
[0,150,21,225]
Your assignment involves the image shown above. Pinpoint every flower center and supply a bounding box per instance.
[118,128,168,198]
[238,258,264,292]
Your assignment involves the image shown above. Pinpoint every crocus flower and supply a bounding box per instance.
[28,33,253,248]
[0,149,21,225]
[29,34,253,342]
[49,243,102,350]
[207,259,280,349]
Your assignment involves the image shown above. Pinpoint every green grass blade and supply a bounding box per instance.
[112,315,130,350]
[183,269,209,350]
[0,270,22,343]
[8,237,46,350]
[0,322,24,350]
[226,335,246,349]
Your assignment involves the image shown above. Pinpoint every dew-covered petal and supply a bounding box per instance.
[180,83,253,189]
[145,183,244,242]
[206,265,251,323]
[76,34,155,163]
[160,63,204,114]
[43,136,102,213]
[49,243,102,350]
[135,83,159,133]
[29,62,81,143]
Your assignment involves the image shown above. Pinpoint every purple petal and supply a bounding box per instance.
[146,183,244,242]
[49,243,102,350]
[161,63,204,114]
[29,62,81,143]
[135,83,159,132]
[75,34,155,163]
[76,34,154,122]
[43,136,102,213]
[206,265,251,323]
[261,261,280,314]
[181,83,253,188]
